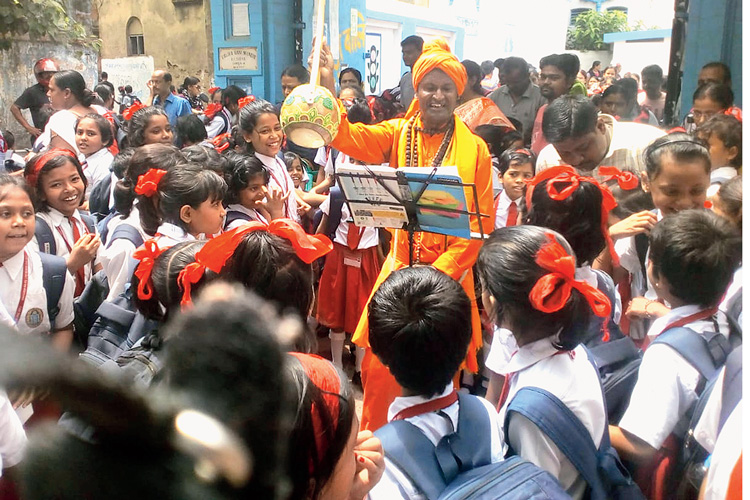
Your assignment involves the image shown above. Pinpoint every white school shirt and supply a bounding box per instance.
[619,305,730,450]
[98,207,149,301]
[0,391,27,475]
[224,203,267,231]
[718,267,742,323]
[486,332,606,500]
[706,166,737,198]
[319,197,378,250]
[255,152,299,221]
[154,222,195,249]
[82,148,114,198]
[107,172,118,211]
[31,208,95,284]
[367,384,506,500]
[0,248,75,335]
[493,189,519,229]
[0,302,14,330]
[701,402,742,500]
[613,209,664,339]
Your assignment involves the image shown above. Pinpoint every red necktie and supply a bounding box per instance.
[506,201,518,227]
[346,223,363,250]
[67,216,86,296]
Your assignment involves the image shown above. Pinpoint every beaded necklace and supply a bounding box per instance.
[403,113,455,263]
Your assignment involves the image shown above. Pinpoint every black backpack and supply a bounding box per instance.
[88,174,113,222]
[79,284,157,368]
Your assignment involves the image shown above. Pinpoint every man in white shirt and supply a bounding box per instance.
[536,95,664,176]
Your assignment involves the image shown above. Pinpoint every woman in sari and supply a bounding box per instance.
[454,60,515,133]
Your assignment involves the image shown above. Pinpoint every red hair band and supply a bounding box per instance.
[211,133,232,153]
[208,86,220,94]
[529,233,612,340]
[24,148,77,189]
[525,165,620,267]
[122,101,147,121]
[175,219,333,307]
[237,95,256,109]
[134,169,167,198]
[725,107,742,122]
[132,239,167,301]
[288,352,342,475]
[204,102,223,121]
[598,166,639,190]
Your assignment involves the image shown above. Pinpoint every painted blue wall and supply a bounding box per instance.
[210,0,295,103]
[300,0,367,89]
[681,0,742,118]
[363,10,465,78]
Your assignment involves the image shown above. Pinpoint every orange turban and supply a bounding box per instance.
[411,39,467,96]
[407,39,467,119]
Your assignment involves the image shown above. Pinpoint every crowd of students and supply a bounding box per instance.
[0,38,743,500]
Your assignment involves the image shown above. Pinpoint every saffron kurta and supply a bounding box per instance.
[331,111,494,431]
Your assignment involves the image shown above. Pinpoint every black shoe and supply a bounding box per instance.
[351,371,362,388]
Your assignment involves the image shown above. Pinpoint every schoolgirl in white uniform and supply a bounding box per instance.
[0,175,75,349]
[24,149,99,298]
[478,227,609,499]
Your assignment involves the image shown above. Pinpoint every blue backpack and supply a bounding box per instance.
[39,252,68,326]
[505,384,644,500]
[35,213,96,255]
[375,392,570,499]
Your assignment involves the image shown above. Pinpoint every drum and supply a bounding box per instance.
[280,84,340,148]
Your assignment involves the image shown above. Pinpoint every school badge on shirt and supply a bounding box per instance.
[25,308,44,328]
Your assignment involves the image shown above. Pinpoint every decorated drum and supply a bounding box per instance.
[280,84,340,148]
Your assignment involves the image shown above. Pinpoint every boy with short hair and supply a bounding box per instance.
[366,266,506,499]
[610,209,741,490]
[494,147,535,228]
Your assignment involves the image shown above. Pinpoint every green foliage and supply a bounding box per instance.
[566,10,629,51]
[0,0,93,50]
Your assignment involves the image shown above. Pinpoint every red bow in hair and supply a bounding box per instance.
[123,101,147,121]
[134,169,167,198]
[238,95,256,109]
[526,165,620,267]
[599,166,639,190]
[288,352,342,475]
[133,239,167,300]
[725,107,742,122]
[203,102,223,121]
[208,86,220,94]
[529,233,612,339]
[25,148,77,190]
[211,133,232,153]
[175,219,333,307]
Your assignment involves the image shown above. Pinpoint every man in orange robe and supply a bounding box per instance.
[327,39,495,431]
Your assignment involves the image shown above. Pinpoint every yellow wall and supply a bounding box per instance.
[98,0,214,85]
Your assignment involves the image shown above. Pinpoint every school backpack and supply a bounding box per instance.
[39,252,68,327]
[34,213,97,255]
[100,332,165,389]
[505,384,644,500]
[375,392,570,499]
[88,175,114,222]
[641,326,739,500]
[324,185,347,240]
[79,284,157,369]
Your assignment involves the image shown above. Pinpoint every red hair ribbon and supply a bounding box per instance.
[175,219,333,307]
[134,169,167,198]
[530,233,612,340]
[526,165,620,267]
[725,107,742,122]
[288,352,342,475]
[704,200,714,210]
[132,239,167,300]
[599,166,639,190]
[122,101,147,121]
[238,95,256,109]
[24,148,77,189]
[211,133,232,153]
[203,102,223,121]
[208,86,220,94]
